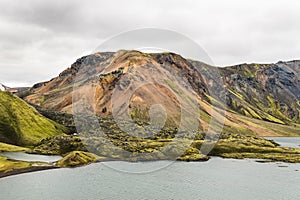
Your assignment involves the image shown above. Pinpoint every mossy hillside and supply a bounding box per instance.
[0,91,66,146]
[221,63,300,124]
[227,90,286,125]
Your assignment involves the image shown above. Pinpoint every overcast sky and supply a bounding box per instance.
[1,0,300,87]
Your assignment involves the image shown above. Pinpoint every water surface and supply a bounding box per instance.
[1,137,300,200]
[0,152,62,163]
[265,137,300,148]
[0,158,299,200]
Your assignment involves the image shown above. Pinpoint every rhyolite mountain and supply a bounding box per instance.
[1,50,300,174]
[24,50,300,137]
[0,91,66,146]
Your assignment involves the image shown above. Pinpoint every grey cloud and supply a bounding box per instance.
[0,0,300,86]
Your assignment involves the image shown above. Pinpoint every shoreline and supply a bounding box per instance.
[1,136,300,179]
[0,157,205,179]
[0,165,59,179]
[1,154,300,179]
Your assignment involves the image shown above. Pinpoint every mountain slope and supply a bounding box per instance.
[223,62,300,124]
[187,60,300,125]
[0,91,66,146]
[24,50,300,137]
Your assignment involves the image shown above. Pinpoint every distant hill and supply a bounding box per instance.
[0,83,7,91]
[0,91,66,146]
[24,50,300,137]
[221,61,300,124]
[0,83,30,94]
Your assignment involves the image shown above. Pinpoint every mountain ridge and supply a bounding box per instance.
[23,50,300,137]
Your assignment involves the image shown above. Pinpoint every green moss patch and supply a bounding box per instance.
[0,91,66,146]
[0,142,28,152]
[0,156,31,174]
[56,151,100,167]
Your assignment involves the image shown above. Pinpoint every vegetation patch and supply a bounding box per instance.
[0,156,30,174]
[0,91,66,146]
[0,142,28,152]
[56,151,100,167]
[209,137,300,163]
[0,155,55,178]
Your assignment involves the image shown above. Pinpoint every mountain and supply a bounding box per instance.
[0,91,66,146]
[221,61,300,124]
[24,50,300,137]
[0,83,30,94]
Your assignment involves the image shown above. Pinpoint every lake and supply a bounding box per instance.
[0,152,62,163]
[0,137,299,200]
[265,137,300,148]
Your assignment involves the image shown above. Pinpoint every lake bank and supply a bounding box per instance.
[1,157,299,200]
[1,137,300,178]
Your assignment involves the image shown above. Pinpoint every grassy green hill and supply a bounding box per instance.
[0,91,66,146]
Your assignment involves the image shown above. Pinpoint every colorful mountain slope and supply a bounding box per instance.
[24,50,300,137]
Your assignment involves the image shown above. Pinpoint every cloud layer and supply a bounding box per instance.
[1,0,300,86]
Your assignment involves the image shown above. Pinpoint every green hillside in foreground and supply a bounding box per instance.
[0,91,66,146]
